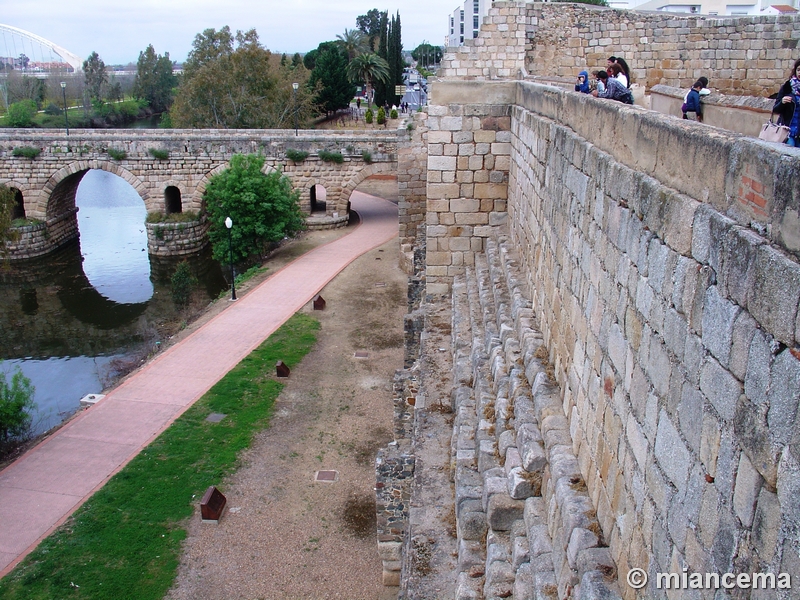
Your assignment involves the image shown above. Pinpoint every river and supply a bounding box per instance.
[0,170,226,435]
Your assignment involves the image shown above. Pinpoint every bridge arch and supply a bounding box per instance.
[340,162,398,212]
[43,161,150,219]
[0,179,32,219]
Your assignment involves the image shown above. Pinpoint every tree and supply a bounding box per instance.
[5,100,37,127]
[387,12,404,106]
[183,26,234,78]
[356,9,384,51]
[0,364,35,448]
[336,28,367,61]
[291,53,303,68]
[5,72,46,106]
[170,28,314,129]
[203,154,304,265]
[374,11,389,107]
[133,45,177,113]
[347,53,389,109]
[83,51,108,102]
[309,46,354,115]
[412,43,443,69]
[0,185,20,259]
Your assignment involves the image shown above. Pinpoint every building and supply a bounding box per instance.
[447,0,491,47]
[611,0,797,14]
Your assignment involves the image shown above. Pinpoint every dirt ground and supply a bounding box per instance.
[166,183,404,600]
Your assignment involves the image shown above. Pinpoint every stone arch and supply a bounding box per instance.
[339,162,398,214]
[309,183,328,214]
[0,179,31,219]
[193,163,231,211]
[42,161,150,219]
[162,180,187,215]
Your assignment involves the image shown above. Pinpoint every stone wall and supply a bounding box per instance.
[5,209,78,259]
[440,1,800,97]
[145,217,210,257]
[424,82,516,296]
[413,80,800,598]
[398,111,429,266]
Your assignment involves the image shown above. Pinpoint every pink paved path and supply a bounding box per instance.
[0,191,398,577]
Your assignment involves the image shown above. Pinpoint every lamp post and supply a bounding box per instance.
[292,82,299,135]
[224,217,236,301]
[60,81,69,136]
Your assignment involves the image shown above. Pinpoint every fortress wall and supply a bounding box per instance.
[441,1,800,97]
[426,80,800,596]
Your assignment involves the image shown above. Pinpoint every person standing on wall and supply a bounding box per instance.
[773,58,800,146]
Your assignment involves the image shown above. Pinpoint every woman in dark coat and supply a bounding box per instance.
[773,58,800,146]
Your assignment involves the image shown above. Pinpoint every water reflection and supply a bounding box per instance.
[77,170,153,304]
[1,170,226,436]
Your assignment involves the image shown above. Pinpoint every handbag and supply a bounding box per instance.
[759,116,790,143]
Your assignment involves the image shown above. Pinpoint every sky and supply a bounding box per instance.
[3,0,459,66]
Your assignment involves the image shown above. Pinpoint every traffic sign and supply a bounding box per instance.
[395,85,406,96]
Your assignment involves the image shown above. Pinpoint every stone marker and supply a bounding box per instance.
[200,486,227,523]
[276,360,290,378]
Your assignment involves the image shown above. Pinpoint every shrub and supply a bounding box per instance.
[12,147,41,159]
[361,151,373,164]
[107,148,127,161]
[318,150,344,164]
[0,364,36,449]
[390,108,398,119]
[44,103,62,116]
[377,107,386,125]
[5,100,38,128]
[365,109,373,124]
[170,261,197,308]
[204,153,305,264]
[145,210,200,224]
[148,148,169,160]
[285,149,309,163]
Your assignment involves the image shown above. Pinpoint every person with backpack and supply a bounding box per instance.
[682,80,707,122]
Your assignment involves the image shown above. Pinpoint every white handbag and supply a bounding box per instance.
[759,117,790,143]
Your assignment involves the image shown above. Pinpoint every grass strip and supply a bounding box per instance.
[0,313,319,600]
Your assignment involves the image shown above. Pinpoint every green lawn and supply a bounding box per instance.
[0,313,319,600]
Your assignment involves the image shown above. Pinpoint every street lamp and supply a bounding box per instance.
[292,82,299,136]
[60,81,69,136]
[224,216,236,301]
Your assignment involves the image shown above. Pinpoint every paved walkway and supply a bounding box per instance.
[0,191,398,577]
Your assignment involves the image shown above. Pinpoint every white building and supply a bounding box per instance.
[611,0,796,15]
[447,0,491,47]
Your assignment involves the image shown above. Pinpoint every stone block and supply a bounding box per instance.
[752,488,781,563]
[732,451,762,528]
[748,244,800,346]
[701,286,740,368]
[734,395,778,488]
[654,409,691,492]
[576,547,617,579]
[578,570,623,600]
[458,509,488,541]
[508,466,540,499]
[513,534,531,570]
[517,422,547,472]
[455,571,482,600]
[766,348,800,446]
[567,528,600,570]
[699,356,741,423]
[487,493,526,531]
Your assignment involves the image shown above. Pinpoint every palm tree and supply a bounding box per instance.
[336,29,366,61]
[346,53,389,109]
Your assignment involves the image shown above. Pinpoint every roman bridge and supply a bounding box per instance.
[0,128,399,258]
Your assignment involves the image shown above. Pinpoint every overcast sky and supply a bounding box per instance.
[4,0,458,65]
